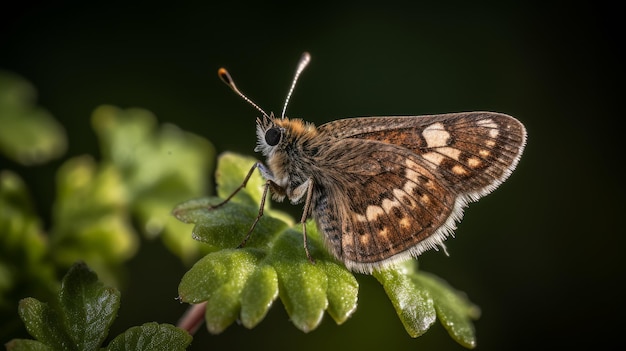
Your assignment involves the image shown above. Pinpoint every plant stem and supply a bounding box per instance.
[177,302,207,334]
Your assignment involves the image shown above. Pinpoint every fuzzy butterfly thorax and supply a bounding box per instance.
[255,116,328,201]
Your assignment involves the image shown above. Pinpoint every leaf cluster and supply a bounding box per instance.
[173,153,480,348]
[6,262,191,351]
[1,72,213,340]
[2,70,481,349]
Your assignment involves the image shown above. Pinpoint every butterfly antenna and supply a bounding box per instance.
[281,52,311,119]
[218,67,270,119]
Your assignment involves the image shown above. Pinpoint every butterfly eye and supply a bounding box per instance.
[265,127,282,146]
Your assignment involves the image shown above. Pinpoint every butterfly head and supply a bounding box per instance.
[254,114,282,156]
[218,51,312,156]
[254,115,318,158]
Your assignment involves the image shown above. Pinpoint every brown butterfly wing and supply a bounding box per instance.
[318,112,526,197]
[313,113,526,273]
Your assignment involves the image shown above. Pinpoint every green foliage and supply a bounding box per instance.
[0,171,57,314]
[5,262,192,351]
[1,73,214,340]
[2,70,480,349]
[104,323,192,351]
[173,153,480,348]
[0,71,66,165]
[374,261,481,348]
[174,153,360,334]
[90,105,215,261]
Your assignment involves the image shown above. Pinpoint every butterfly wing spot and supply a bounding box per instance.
[422,122,450,148]
[355,205,387,222]
[398,216,412,229]
[421,122,462,167]
[404,159,428,183]
[421,152,445,166]
[367,206,384,221]
[387,205,413,229]
[359,233,371,245]
[476,118,500,138]
[439,147,462,160]
[422,147,462,168]
[467,157,482,168]
[452,165,469,176]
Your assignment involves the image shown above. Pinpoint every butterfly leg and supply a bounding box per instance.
[237,178,272,248]
[207,161,275,249]
[208,161,264,210]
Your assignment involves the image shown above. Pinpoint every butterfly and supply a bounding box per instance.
[212,52,527,274]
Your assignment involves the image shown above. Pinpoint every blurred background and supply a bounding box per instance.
[1,1,623,350]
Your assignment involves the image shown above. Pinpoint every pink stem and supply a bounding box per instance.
[177,302,206,334]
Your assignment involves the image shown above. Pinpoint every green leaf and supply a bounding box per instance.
[178,249,263,333]
[59,262,121,351]
[17,298,73,350]
[8,262,191,351]
[239,264,278,329]
[104,322,192,351]
[413,271,481,349]
[374,263,437,338]
[0,70,67,165]
[14,263,120,351]
[214,152,265,207]
[317,260,359,325]
[272,228,329,332]
[173,197,288,251]
[175,153,358,334]
[374,261,480,349]
[91,105,215,262]
[214,152,294,225]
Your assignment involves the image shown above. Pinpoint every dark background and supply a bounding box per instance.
[1,1,623,350]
